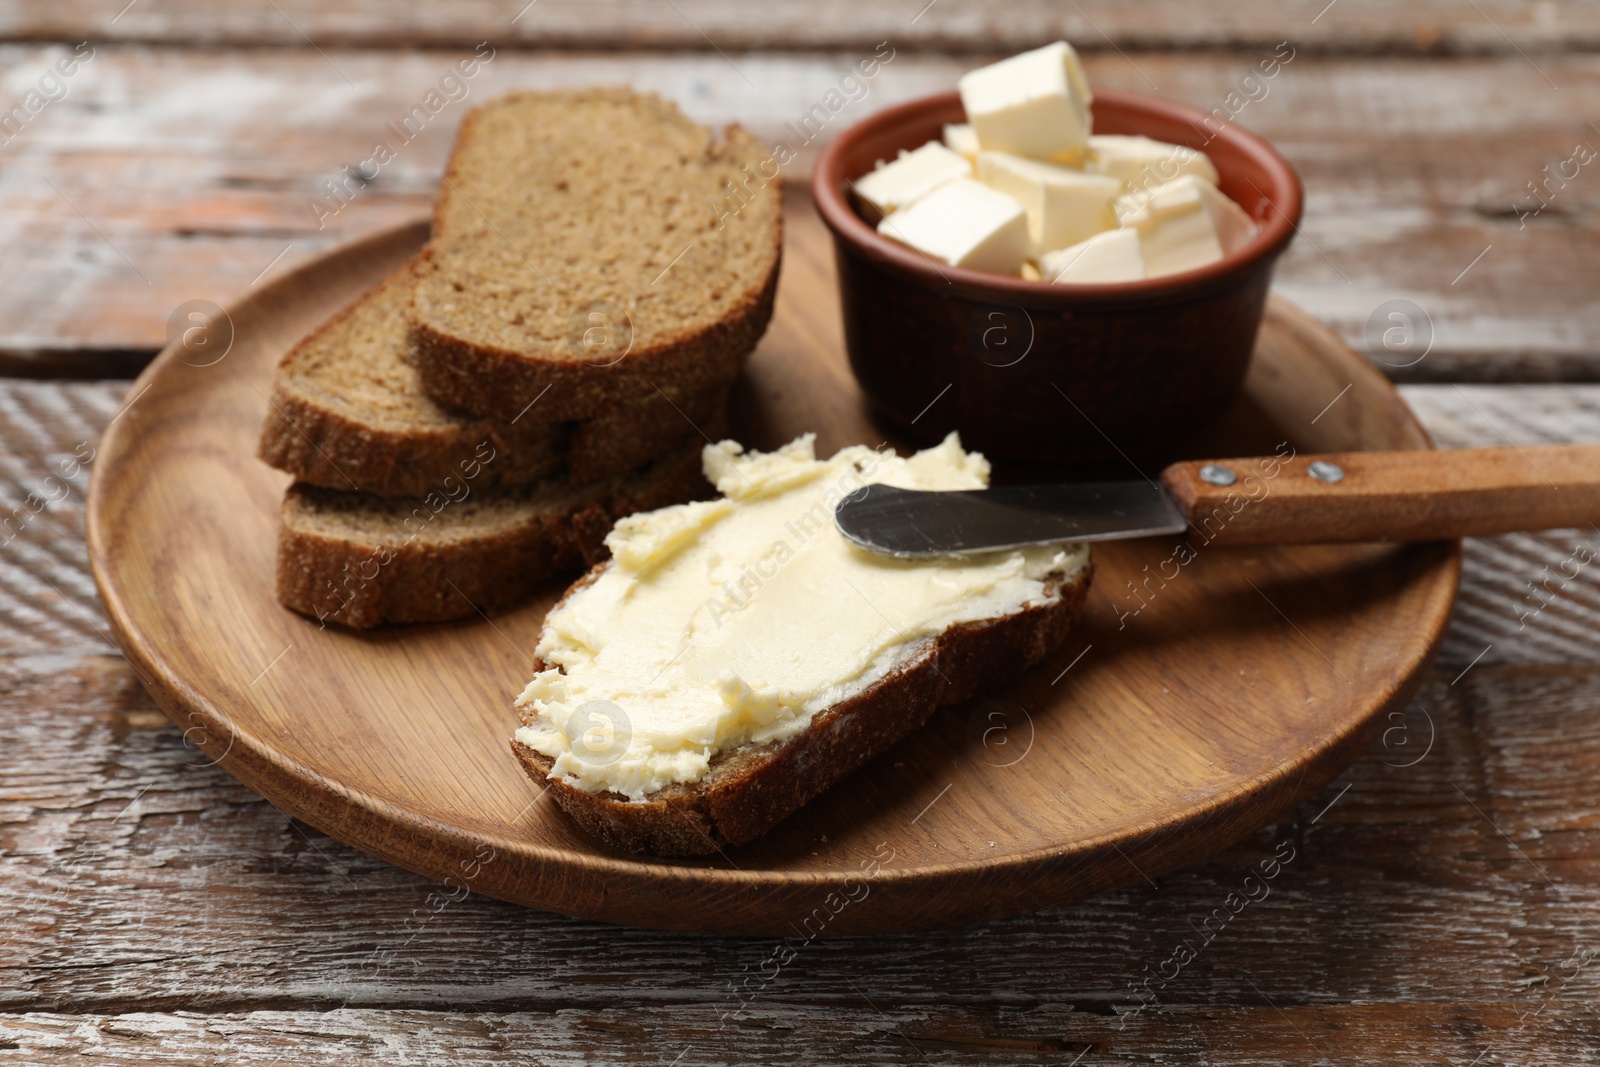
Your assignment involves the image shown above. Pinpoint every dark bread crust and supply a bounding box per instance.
[256,259,723,495]
[510,561,1094,856]
[257,375,567,497]
[260,363,721,496]
[409,255,778,423]
[274,444,713,630]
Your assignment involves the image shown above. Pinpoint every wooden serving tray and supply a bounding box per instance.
[86,201,1458,936]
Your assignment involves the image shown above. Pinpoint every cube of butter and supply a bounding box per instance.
[958,41,1093,160]
[1115,175,1256,278]
[1088,134,1219,192]
[1041,228,1145,284]
[942,123,981,163]
[876,178,1029,275]
[977,150,1123,253]
[851,140,972,223]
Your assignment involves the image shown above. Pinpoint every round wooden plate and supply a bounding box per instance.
[87,210,1459,936]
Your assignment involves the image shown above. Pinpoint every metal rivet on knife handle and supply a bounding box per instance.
[1199,464,1237,487]
[1308,461,1346,483]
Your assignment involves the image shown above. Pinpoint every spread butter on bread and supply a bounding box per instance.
[510,434,1092,855]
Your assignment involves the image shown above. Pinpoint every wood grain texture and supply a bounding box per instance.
[0,381,125,656]
[83,208,1456,933]
[1162,444,1600,546]
[5,0,1600,53]
[1405,386,1600,669]
[1,1002,1597,1065]
[3,654,1600,1065]
[0,47,1596,378]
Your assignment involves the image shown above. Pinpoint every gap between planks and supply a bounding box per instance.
[7,0,1600,55]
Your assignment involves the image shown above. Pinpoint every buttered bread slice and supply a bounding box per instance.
[510,434,1092,855]
[409,88,782,423]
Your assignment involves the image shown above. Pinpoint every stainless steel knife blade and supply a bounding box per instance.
[834,481,1188,558]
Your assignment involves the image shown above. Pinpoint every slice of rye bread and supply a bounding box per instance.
[408,88,782,422]
[258,257,726,495]
[510,561,1094,856]
[275,438,714,629]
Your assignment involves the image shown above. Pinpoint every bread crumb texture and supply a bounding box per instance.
[415,88,781,367]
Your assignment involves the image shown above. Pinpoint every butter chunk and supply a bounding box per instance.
[850,140,972,222]
[1088,134,1219,193]
[977,151,1122,253]
[1041,228,1145,284]
[876,178,1029,274]
[1116,175,1256,278]
[942,122,981,163]
[958,40,1093,160]
[606,498,733,572]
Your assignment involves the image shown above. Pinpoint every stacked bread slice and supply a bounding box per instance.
[259,88,783,628]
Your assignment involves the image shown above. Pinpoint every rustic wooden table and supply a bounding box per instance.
[4,2,1600,1062]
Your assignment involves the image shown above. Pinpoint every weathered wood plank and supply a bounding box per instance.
[1,652,1597,1059]
[0,381,122,657]
[1404,386,1600,667]
[1,1002,1597,1066]
[5,0,1600,54]
[0,47,1595,377]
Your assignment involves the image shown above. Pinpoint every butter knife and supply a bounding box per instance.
[835,445,1600,558]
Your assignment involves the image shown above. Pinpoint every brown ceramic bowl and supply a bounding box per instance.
[813,89,1303,466]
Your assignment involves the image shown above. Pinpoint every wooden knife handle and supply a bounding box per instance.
[1159,445,1600,546]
